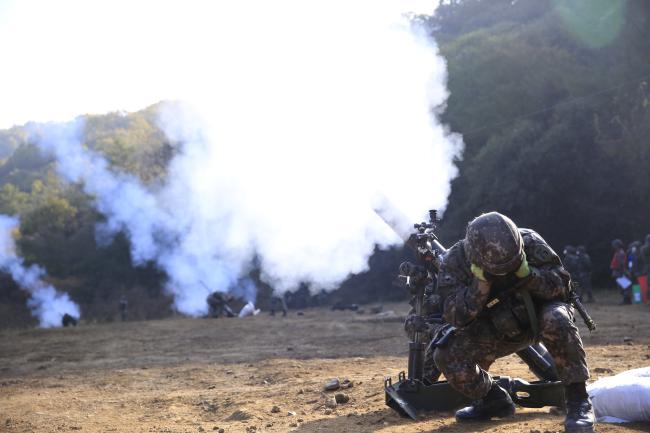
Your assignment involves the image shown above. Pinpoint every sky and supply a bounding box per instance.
[0,0,438,129]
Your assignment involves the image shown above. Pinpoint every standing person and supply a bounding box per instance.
[610,239,629,304]
[119,295,128,321]
[269,294,288,317]
[432,212,593,433]
[641,235,650,276]
[640,235,650,302]
[576,246,595,303]
[628,241,644,278]
[563,245,581,298]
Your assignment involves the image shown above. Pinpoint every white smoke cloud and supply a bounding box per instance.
[29,1,462,316]
[0,215,80,327]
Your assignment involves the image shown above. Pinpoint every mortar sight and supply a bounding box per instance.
[413,209,439,232]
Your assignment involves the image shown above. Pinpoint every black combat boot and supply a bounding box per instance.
[564,382,595,433]
[455,382,515,421]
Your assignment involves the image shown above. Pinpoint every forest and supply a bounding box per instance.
[1,0,649,325]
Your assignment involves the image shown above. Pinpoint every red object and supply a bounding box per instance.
[639,275,648,304]
[610,249,626,272]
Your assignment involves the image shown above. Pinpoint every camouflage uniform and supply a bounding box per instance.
[575,248,594,302]
[207,292,235,318]
[433,229,590,400]
[563,249,580,295]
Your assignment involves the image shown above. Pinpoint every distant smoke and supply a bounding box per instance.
[0,215,80,327]
[31,1,462,316]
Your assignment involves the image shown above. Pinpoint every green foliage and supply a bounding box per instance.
[3,1,650,322]
[436,0,650,283]
[0,104,170,323]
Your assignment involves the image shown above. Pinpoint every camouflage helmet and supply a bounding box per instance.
[464,212,524,275]
[564,245,576,255]
[612,239,623,249]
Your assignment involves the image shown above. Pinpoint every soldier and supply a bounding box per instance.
[627,241,644,279]
[576,246,595,303]
[207,292,235,318]
[641,234,650,276]
[119,295,128,321]
[562,246,580,298]
[432,212,593,433]
[269,294,288,317]
[62,313,78,327]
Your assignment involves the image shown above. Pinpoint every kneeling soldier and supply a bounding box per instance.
[433,212,594,433]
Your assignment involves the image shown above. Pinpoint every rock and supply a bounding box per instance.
[287,411,296,416]
[198,427,205,432]
[335,393,350,404]
[297,389,304,395]
[325,397,338,409]
[593,367,613,374]
[225,410,251,421]
[340,379,353,389]
[271,406,281,413]
[218,430,224,433]
[289,422,298,427]
[624,336,633,343]
[323,378,340,391]
[298,418,304,423]
[266,423,273,428]
[324,409,333,415]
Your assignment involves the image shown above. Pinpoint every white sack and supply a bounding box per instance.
[587,367,650,423]
[238,302,261,318]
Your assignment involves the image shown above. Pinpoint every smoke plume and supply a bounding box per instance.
[31,1,462,316]
[0,215,80,327]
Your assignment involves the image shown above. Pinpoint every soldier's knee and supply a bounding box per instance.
[540,303,573,335]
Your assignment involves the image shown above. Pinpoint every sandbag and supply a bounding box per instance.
[238,301,261,318]
[587,367,650,423]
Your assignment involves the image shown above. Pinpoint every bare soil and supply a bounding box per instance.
[1,292,650,433]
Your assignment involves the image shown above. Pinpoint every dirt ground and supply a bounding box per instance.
[1,292,650,433]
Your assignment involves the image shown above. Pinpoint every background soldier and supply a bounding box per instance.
[206,292,235,318]
[62,313,78,327]
[119,295,128,321]
[432,212,594,433]
[562,245,580,297]
[576,246,595,303]
[269,294,288,317]
[642,234,650,276]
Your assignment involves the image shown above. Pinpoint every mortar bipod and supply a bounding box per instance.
[385,373,565,420]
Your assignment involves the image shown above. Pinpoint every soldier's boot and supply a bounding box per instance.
[455,382,515,421]
[564,383,595,433]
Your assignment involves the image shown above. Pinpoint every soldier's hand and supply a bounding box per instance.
[470,263,487,281]
[404,315,429,334]
[515,254,531,278]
